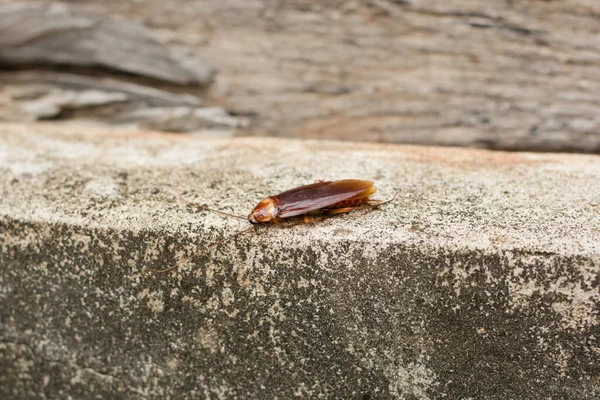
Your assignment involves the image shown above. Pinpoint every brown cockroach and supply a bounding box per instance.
[154,179,396,273]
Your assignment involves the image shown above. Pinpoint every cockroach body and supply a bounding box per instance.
[248,179,378,224]
[155,179,395,273]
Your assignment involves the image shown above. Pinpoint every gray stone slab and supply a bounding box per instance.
[0,123,599,399]
[45,0,600,153]
[0,2,213,85]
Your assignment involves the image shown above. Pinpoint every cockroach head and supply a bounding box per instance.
[248,197,279,224]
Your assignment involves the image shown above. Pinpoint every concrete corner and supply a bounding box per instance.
[1,123,599,399]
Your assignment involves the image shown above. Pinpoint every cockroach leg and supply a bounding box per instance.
[366,192,398,207]
[323,206,363,215]
[324,192,398,215]
[173,190,246,221]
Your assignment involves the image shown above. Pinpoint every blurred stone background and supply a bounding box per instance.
[1,0,599,151]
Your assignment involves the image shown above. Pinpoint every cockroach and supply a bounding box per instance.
[153,179,396,273]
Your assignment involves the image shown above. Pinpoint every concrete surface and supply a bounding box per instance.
[0,123,599,399]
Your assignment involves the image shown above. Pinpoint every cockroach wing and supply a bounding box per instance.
[276,179,375,218]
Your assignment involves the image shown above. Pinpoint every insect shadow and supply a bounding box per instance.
[153,179,397,273]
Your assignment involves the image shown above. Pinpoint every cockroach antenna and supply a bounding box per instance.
[154,180,397,273]
[151,225,255,273]
[173,191,247,220]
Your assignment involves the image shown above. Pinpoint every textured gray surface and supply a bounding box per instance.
[0,3,248,135]
[1,123,599,399]
[0,2,212,85]
[49,0,600,152]
[2,1,600,151]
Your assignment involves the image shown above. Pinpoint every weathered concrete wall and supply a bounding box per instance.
[1,123,599,399]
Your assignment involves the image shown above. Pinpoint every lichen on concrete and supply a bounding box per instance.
[0,123,599,399]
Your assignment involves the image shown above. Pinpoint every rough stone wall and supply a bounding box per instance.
[1,1,599,152]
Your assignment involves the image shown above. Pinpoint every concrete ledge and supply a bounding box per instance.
[1,123,599,399]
